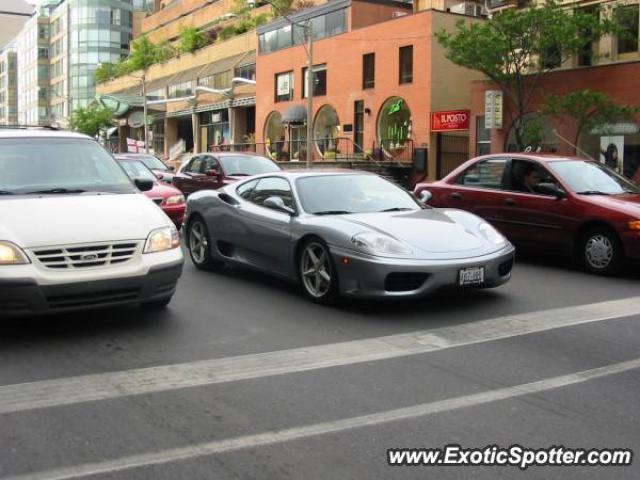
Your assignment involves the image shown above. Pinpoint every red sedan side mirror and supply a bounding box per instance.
[205,169,220,178]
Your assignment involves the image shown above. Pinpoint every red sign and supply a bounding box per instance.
[431,110,470,132]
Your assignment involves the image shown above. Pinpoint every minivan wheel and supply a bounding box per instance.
[188,218,224,271]
[298,239,338,304]
[578,227,622,275]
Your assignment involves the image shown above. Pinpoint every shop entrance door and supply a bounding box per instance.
[354,100,364,153]
[436,133,469,179]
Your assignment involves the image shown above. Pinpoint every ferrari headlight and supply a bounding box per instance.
[479,222,506,245]
[351,232,412,255]
[143,226,180,253]
[165,195,185,206]
[0,241,30,265]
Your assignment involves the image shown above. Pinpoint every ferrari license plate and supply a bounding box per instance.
[458,266,485,286]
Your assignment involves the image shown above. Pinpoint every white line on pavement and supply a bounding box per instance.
[0,296,639,415]
[5,356,640,480]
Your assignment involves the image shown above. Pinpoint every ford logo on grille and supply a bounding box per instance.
[80,253,99,261]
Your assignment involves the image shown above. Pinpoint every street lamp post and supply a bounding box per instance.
[249,0,314,168]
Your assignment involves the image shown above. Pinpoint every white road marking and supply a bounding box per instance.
[6,357,640,480]
[0,297,639,415]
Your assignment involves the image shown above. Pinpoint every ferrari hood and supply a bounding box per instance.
[338,209,501,257]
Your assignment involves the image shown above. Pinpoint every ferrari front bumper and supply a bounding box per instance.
[330,244,515,298]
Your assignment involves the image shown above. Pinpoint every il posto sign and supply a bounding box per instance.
[431,110,470,132]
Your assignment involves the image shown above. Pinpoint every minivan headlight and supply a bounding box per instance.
[479,222,507,245]
[351,232,412,255]
[144,226,180,253]
[0,241,30,265]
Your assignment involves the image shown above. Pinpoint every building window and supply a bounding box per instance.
[275,71,293,102]
[399,45,413,84]
[362,53,374,89]
[302,64,326,98]
[377,97,412,158]
[264,111,285,160]
[314,104,340,158]
[258,8,346,54]
[168,81,193,98]
[199,71,231,89]
[616,5,639,54]
[476,116,491,155]
[38,47,49,60]
[541,44,561,69]
[235,63,256,81]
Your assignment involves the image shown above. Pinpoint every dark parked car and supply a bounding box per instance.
[414,154,640,275]
[173,152,280,197]
[115,153,175,184]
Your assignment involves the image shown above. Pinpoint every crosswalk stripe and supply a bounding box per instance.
[0,296,639,415]
[6,356,640,480]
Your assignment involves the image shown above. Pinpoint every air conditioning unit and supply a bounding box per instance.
[449,2,488,17]
[392,11,408,18]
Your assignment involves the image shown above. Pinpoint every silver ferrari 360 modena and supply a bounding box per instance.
[184,171,515,303]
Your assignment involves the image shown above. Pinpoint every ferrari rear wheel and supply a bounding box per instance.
[188,218,224,271]
[299,239,338,304]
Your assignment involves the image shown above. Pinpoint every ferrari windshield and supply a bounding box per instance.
[549,160,640,195]
[0,138,136,195]
[218,155,280,176]
[296,174,420,214]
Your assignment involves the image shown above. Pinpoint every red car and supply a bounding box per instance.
[117,158,186,228]
[173,152,280,197]
[414,153,640,275]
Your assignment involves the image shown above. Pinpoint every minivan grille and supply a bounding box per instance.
[32,242,140,269]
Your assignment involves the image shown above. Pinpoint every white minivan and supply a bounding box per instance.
[0,128,184,317]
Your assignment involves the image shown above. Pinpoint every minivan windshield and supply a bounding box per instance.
[0,138,136,195]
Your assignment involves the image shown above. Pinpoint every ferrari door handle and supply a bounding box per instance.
[504,198,515,206]
[451,192,462,200]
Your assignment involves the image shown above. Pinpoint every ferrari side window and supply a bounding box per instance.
[457,158,507,190]
[236,179,259,200]
[250,177,295,209]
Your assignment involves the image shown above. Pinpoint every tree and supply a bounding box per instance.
[436,1,618,150]
[543,90,639,145]
[69,105,114,138]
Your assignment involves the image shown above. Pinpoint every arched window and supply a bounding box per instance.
[313,105,340,158]
[377,97,412,158]
[264,111,284,160]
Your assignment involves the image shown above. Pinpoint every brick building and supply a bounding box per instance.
[255,0,486,179]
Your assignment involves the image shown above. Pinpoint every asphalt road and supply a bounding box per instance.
[1,252,639,480]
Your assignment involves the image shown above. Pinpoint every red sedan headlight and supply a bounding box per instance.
[165,195,185,206]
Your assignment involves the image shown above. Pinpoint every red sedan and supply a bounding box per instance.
[117,159,186,228]
[173,152,280,197]
[414,153,640,275]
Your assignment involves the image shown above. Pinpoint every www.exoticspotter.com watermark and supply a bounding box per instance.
[387,445,633,470]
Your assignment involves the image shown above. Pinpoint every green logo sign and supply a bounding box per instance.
[387,99,404,116]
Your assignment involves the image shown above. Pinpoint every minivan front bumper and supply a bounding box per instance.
[0,260,183,317]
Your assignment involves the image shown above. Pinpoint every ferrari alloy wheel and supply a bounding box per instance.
[299,239,338,303]
[579,227,622,275]
[188,218,224,271]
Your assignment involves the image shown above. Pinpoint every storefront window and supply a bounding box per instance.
[201,110,230,151]
[264,111,285,160]
[377,97,412,158]
[313,105,340,158]
[476,116,491,155]
[505,112,558,153]
[577,121,640,183]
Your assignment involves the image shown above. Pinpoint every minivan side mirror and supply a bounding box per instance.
[263,196,295,215]
[134,178,154,192]
[537,182,566,198]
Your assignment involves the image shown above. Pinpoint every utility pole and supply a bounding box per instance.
[305,19,313,168]
[141,72,149,153]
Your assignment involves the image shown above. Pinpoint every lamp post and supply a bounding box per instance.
[249,0,314,168]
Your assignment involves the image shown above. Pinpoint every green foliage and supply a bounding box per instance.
[95,63,118,84]
[436,1,618,150]
[69,105,114,138]
[269,0,294,15]
[179,26,208,54]
[217,13,271,42]
[544,90,640,140]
